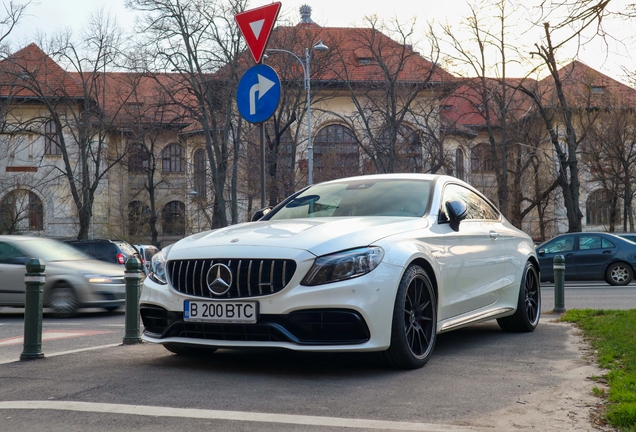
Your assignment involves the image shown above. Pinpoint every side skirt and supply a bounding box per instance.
[438,307,515,333]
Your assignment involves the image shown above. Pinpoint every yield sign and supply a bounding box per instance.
[235,2,281,63]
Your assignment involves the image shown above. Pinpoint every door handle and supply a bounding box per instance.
[603,250,612,254]
[489,231,499,240]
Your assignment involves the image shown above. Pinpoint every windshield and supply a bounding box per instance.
[269,179,432,220]
[21,238,92,261]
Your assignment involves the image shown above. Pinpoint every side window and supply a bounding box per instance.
[579,235,603,250]
[440,183,500,222]
[0,242,25,263]
[543,237,575,253]
[602,238,616,248]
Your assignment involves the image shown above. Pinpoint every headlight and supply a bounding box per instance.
[149,251,167,285]
[83,275,114,283]
[301,247,384,286]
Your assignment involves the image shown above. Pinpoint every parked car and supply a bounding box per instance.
[65,239,142,268]
[614,232,636,243]
[536,232,636,285]
[0,236,125,316]
[135,244,160,274]
[140,174,540,369]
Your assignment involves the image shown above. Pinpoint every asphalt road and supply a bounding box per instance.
[0,283,632,431]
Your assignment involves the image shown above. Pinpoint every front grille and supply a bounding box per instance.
[140,305,370,345]
[167,259,297,299]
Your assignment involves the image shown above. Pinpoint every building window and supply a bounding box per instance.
[162,143,184,172]
[193,149,207,197]
[586,189,620,226]
[0,190,43,233]
[379,126,423,173]
[128,201,151,236]
[471,143,493,172]
[162,201,185,235]
[313,124,359,183]
[455,148,465,181]
[44,120,61,155]
[128,143,150,172]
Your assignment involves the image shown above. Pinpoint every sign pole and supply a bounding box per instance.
[260,123,266,208]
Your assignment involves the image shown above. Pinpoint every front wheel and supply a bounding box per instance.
[382,265,437,369]
[48,285,79,318]
[605,262,633,286]
[497,261,540,332]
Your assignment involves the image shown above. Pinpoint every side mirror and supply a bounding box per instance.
[251,206,273,221]
[445,200,468,232]
[537,249,545,256]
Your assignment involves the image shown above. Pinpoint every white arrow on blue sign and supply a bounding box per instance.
[237,64,281,124]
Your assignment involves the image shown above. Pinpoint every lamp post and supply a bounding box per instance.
[266,40,328,185]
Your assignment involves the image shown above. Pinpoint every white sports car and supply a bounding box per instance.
[140,174,540,369]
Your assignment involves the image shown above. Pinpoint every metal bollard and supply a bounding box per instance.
[123,257,143,345]
[553,254,565,313]
[21,259,46,360]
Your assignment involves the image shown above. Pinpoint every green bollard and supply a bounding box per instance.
[553,254,565,313]
[123,257,143,345]
[21,259,46,361]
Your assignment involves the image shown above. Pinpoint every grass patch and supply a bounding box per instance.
[561,309,636,431]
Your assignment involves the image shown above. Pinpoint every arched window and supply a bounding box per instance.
[0,190,43,233]
[193,149,207,197]
[471,143,493,172]
[128,143,150,172]
[44,120,61,155]
[162,201,185,235]
[162,143,184,172]
[128,201,151,236]
[313,124,359,183]
[586,189,620,227]
[455,148,465,180]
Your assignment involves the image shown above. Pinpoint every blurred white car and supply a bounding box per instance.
[0,236,126,316]
[140,174,540,369]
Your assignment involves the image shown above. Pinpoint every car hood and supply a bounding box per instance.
[170,217,429,257]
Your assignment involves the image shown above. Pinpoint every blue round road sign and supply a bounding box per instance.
[237,64,281,124]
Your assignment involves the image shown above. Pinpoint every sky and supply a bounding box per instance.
[5,0,636,84]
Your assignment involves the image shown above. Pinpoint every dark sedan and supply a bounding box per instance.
[536,232,636,285]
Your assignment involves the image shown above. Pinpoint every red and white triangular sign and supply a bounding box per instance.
[235,2,281,64]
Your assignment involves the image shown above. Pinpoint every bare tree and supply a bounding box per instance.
[0,1,30,51]
[581,105,636,232]
[1,11,127,239]
[128,0,249,227]
[329,16,452,175]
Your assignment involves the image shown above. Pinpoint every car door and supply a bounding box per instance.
[536,235,578,281]
[0,241,30,305]
[437,183,508,320]
[574,234,616,281]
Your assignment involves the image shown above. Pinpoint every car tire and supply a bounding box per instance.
[605,262,633,286]
[48,284,79,318]
[382,264,437,370]
[497,261,541,332]
[164,343,218,356]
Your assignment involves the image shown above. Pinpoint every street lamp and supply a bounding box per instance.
[266,40,328,185]
[188,190,201,232]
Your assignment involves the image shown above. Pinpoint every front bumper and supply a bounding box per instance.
[139,260,403,352]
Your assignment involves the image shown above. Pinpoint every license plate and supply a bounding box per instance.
[183,300,258,323]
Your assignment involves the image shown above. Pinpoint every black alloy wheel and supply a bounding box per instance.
[497,261,540,332]
[383,264,437,369]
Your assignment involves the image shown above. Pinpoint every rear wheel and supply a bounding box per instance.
[164,343,217,356]
[605,262,633,286]
[48,285,79,318]
[497,261,540,332]
[383,265,437,369]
